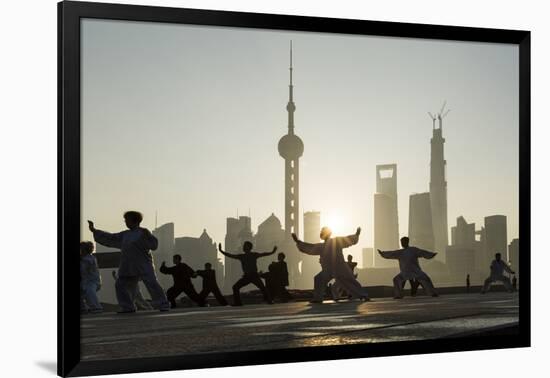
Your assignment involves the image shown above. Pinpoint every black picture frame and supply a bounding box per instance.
[58,1,531,376]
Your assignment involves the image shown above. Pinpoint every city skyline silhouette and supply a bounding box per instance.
[80,19,519,266]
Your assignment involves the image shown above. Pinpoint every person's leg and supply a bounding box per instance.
[250,275,273,303]
[313,270,332,302]
[140,266,170,311]
[134,283,153,310]
[232,276,250,306]
[392,274,405,299]
[334,267,369,300]
[416,273,437,296]
[410,280,420,297]
[211,286,228,306]
[116,276,138,312]
[481,276,493,293]
[166,287,179,308]
[182,283,205,306]
[499,276,513,292]
[84,282,103,312]
[80,283,88,313]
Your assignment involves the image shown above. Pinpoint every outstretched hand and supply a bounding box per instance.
[272,246,278,253]
[377,249,383,254]
[356,227,361,236]
[87,220,96,232]
[218,243,223,252]
[291,233,298,242]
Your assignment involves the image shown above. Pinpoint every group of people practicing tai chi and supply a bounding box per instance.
[79,210,516,314]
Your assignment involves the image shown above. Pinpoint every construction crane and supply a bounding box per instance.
[428,101,451,130]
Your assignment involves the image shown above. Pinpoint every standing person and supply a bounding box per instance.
[268,253,292,302]
[111,270,152,310]
[512,275,518,291]
[378,236,439,299]
[218,242,276,306]
[196,263,228,306]
[80,241,103,314]
[160,255,205,308]
[481,253,515,294]
[88,211,170,313]
[292,227,369,303]
[466,274,471,293]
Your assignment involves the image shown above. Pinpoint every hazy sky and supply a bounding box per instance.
[81,19,519,265]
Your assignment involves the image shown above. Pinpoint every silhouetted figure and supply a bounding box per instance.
[481,253,515,294]
[293,227,369,303]
[196,263,228,306]
[89,211,170,313]
[219,241,275,306]
[378,236,438,299]
[111,270,152,310]
[160,255,205,308]
[80,241,103,314]
[466,274,471,293]
[261,253,292,302]
[512,275,517,291]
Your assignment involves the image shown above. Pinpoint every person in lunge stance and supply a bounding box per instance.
[378,236,439,299]
[218,241,276,306]
[89,211,170,313]
[481,253,515,294]
[292,227,369,303]
[160,255,205,308]
[80,241,103,314]
[196,262,228,306]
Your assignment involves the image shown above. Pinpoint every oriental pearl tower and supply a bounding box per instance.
[278,42,304,287]
[278,41,304,240]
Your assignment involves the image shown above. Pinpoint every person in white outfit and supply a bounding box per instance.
[89,211,170,313]
[378,236,438,299]
[481,253,515,294]
[80,241,103,314]
[292,227,369,303]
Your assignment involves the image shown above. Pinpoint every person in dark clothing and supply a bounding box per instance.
[262,253,292,302]
[160,255,204,308]
[196,263,228,306]
[218,241,276,306]
[466,274,471,293]
[512,275,517,291]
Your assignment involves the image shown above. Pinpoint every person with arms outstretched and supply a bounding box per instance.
[481,253,515,294]
[89,211,170,313]
[196,262,228,306]
[219,241,275,306]
[160,254,205,308]
[292,227,369,303]
[378,236,438,299]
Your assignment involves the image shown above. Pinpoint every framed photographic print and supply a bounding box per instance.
[58,0,530,376]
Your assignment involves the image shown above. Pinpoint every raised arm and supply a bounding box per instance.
[378,249,401,259]
[292,234,322,256]
[218,243,239,259]
[159,261,175,275]
[258,246,278,257]
[335,227,361,249]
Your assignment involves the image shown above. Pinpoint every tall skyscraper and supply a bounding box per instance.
[374,164,399,268]
[430,111,449,262]
[484,215,508,266]
[408,192,434,251]
[301,211,321,287]
[278,42,304,287]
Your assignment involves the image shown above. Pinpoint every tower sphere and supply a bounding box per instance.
[278,133,304,159]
